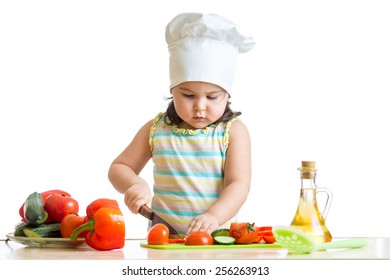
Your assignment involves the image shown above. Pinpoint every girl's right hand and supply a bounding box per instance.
[124,182,152,214]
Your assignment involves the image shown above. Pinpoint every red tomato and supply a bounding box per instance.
[60,213,87,244]
[60,213,87,238]
[229,222,259,244]
[147,223,169,245]
[185,231,214,246]
[44,193,79,223]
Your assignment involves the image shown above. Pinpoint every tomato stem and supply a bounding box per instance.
[246,222,256,233]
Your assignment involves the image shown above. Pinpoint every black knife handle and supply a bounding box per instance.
[139,205,154,220]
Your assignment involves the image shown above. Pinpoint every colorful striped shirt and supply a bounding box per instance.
[149,112,239,234]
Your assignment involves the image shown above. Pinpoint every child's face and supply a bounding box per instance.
[171,81,229,129]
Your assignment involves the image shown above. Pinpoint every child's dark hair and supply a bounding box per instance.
[163,97,241,126]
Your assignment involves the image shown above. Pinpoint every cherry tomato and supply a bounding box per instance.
[44,193,79,223]
[147,223,169,245]
[229,222,259,244]
[60,213,87,238]
[185,231,214,246]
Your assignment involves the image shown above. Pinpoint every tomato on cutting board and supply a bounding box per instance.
[147,223,169,245]
[229,222,259,244]
[185,231,214,246]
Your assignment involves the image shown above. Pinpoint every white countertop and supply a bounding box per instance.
[1,237,390,260]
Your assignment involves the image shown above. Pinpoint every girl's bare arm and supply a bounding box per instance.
[108,119,154,213]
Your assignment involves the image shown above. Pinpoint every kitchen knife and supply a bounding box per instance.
[139,205,182,238]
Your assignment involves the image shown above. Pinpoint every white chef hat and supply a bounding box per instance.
[166,13,255,94]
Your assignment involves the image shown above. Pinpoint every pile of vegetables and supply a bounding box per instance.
[147,222,276,246]
[14,190,125,251]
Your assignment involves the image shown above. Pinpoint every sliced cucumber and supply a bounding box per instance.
[23,228,43,238]
[20,223,61,238]
[214,236,236,245]
[211,228,230,237]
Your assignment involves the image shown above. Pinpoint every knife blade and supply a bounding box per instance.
[139,205,182,238]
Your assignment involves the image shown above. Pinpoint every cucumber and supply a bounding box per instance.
[214,236,236,245]
[23,192,48,226]
[23,228,43,238]
[14,222,29,237]
[21,223,61,237]
[211,228,230,237]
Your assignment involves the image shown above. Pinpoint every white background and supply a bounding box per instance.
[1,0,390,240]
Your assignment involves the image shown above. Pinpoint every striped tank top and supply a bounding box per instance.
[149,112,239,234]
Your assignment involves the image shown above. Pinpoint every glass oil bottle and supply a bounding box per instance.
[290,161,333,243]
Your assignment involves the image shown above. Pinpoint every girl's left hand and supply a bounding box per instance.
[186,213,219,235]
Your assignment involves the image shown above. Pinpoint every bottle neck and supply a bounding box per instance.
[300,172,317,189]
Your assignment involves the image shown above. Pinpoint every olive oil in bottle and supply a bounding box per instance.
[290,161,333,243]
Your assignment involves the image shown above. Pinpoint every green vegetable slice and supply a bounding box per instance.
[211,228,230,237]
[23,229,43,238]
[214,236,236,245]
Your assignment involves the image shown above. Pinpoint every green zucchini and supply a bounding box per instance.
[20,223,61,237]
[23,228,43,238]
[23,192,48,226]
[14,222,29,237]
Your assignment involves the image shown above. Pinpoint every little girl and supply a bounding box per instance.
[108,12,255,235]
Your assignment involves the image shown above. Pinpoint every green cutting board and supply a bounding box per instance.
[140,241,282,250]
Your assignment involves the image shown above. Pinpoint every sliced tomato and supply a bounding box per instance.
[229,222,259,244]
[147,223,169,245]
[185,231,214,246]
